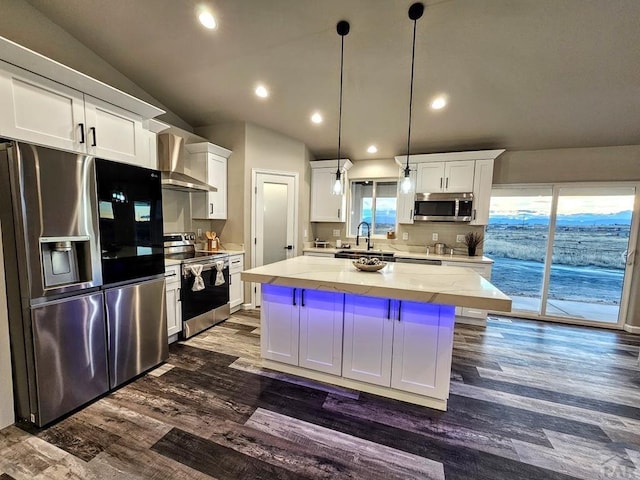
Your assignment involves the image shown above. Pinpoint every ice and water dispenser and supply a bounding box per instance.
[40,236,93,289]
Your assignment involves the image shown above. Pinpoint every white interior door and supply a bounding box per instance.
[253,171,297,307]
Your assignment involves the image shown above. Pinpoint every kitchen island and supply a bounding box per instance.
[241,256,511,410]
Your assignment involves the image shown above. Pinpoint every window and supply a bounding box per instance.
[349,180,397,237]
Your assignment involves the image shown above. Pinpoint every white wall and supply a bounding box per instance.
[0,221,15,428]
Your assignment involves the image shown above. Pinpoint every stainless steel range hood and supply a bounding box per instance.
[158,133,217,193]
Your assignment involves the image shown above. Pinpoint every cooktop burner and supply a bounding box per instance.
[164,232,227,265]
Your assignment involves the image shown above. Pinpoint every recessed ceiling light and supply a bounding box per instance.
[367,145,378,154]
[430,95,447,110]
[311,112,323,124]
[255,85,269,98]
[198,10,217,29]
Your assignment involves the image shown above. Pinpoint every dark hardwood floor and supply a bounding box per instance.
[1,310,639,479]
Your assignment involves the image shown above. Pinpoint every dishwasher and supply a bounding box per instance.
[395,257,442,265]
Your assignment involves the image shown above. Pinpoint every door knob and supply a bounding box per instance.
[284,245,294,250]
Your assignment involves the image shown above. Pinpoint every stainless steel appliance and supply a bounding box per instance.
[164,232,230,338]
[0,140,107,426]
[158,133,217,193]
[95,158,168,388]
[0,140,168,426]
[414,192,474,222]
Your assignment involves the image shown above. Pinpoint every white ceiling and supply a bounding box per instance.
[22,0,640,160]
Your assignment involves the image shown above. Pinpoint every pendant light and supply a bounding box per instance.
[332,20,350,196]
[401,2,424,194]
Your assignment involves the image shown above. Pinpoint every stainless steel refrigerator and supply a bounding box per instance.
[0,140,167,427]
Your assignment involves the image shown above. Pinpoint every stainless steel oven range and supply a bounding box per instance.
[164,232,230,338]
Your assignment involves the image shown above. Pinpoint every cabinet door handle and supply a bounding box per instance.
[301,289,305,307]
[292,288,297,306]
[229,274,232,285]
[387,299,391,319]
[440,177,443,189]
[472,209,476,220]
[446,177,449,189]
[177,288,181,301]
[89,127,97,146]
[78,123,85,144]
[398,301,402,322]
[409,209,413,219]
[337,208,341,218]
[210,203,214,215]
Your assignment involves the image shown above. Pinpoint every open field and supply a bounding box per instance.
[485,224,630,305]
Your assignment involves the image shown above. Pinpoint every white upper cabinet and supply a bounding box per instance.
[395,150,504,223]
[0,61,86,153]
[188,142,232,220]
[416,160,475,193]
[310,159,353,222]
[396,168,417,224]
[83,95,145,166]
[0,60,148,168]
[470,159,494,225]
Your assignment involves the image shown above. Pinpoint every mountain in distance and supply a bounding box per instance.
[489,210,632,226]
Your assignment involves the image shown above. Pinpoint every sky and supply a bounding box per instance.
[490,190,635,216]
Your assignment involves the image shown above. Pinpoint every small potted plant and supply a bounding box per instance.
[464,232,483,257]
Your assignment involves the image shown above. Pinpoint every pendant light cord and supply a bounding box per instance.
[337,32,345,171]
[405,18,418,172]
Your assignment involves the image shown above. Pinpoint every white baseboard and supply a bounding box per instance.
[623,324,640,334]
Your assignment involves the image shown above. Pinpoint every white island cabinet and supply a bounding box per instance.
[262,285,344,375]
[243,256,510,410]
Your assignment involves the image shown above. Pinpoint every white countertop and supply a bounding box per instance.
[242,256,511,311]
[302,247,493,264]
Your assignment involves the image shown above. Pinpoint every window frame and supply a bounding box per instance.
[347,177,399,239]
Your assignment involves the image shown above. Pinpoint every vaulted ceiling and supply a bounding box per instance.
[18,0,640,160]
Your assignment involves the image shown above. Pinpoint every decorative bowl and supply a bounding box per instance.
[352,260,387,272]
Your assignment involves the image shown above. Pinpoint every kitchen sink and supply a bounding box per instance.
[335,250,396,262]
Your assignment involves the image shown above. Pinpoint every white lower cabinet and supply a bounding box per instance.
[390,301,454,399]
[442,261,492,321]
[261,285,300,365]
[344,295,453,399]
[165,265,182,338]
[260,287,455,401]
[229,254,244,312]
[261,285,344,371]
[299,289,344,376]
[343,295,393,386]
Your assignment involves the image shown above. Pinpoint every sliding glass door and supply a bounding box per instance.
[544,186,636,323]
[486,184,638,327]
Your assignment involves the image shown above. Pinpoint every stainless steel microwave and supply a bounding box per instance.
[414,192,474,222]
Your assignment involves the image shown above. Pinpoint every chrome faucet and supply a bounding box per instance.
[356,221,372,250]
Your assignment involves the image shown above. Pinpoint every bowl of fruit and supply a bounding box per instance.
[352,257,387,272]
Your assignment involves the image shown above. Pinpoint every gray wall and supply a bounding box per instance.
[0,0,192,131]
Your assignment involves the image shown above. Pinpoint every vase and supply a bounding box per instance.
[468,246,476,257]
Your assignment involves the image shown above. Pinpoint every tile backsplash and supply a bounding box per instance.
[312,222,486,255]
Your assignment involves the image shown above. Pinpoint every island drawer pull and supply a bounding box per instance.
[301,289,305,307]
[398,301,402,322]
[292,288,297,306]
[387,299,391,319]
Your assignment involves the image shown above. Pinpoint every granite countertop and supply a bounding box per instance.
[302,247,493,264]
[242,256,511,311]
